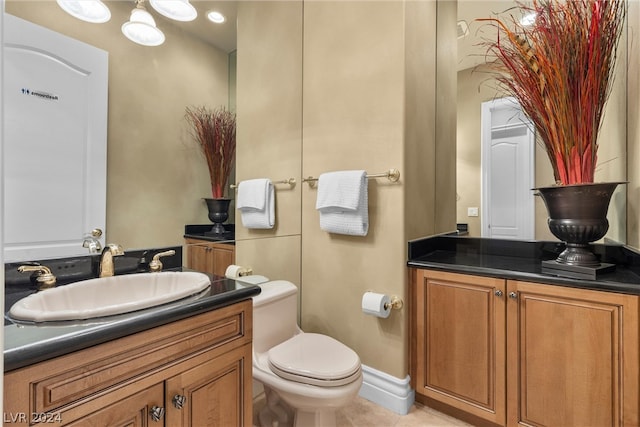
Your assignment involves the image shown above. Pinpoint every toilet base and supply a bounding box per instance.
[256,385,341,427]
[294,408,337,427]
[258,387,294,427]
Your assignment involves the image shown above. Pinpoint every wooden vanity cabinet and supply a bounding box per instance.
[410,269,507,425]
[185,238,235,277]
[4,300,253,427]
[506,279,639,427]
[410,268,640,427]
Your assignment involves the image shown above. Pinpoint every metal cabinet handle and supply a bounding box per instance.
[495,290,503,297]
[150,405,165,422]
[509,291,518,299]
[173,394,187,409]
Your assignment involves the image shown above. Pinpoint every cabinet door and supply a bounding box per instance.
[412,269,506,425]
[185,239,235,277]
[166,343,252,427]
[186,242,215,273]
[211,245,234,277]
[507,280,639,427]
[64,383,164,427]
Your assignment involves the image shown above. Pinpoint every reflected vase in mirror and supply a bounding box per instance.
[537,182,623,276]
[204,198,231,235]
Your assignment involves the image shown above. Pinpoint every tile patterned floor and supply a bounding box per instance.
[336,397,473,427]
[254,396,473,427]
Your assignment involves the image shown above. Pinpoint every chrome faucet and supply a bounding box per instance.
[99,244,124,277]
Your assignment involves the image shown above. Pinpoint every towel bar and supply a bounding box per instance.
[230,178,296,189]
[302,168,400,184]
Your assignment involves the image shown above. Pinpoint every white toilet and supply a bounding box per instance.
[252,280,363,427]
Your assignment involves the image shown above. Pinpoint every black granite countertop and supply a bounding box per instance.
[4,276,260,372]
[408,234,640,295]
[184,224,235,242]
[4,246,260,372]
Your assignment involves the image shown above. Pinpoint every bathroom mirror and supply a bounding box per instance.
[3,0,637,264]
[455,0,628,243]
[3,0,303,262]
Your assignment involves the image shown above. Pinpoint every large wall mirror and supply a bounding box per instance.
[4,0,632,264]
[3,1,304,263]
[455,0,628,244]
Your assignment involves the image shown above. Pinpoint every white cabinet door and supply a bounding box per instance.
[3,14,107,262]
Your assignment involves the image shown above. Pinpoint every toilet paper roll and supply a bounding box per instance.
[362,292,391,318]
[225,264,250,279]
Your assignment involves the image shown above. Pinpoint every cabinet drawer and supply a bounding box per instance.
[5,300,252,416]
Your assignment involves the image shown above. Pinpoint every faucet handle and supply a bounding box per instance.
[83,232,103,253]
[18,265,56,290]
[149,250,176,273]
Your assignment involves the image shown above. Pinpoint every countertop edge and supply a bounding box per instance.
[4,285,260,372]
[407,260,640,295]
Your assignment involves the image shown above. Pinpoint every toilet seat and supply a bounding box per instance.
[268,333,361,387]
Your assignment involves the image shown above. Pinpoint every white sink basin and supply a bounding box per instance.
[8,271,211,322]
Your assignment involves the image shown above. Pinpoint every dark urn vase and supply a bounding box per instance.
[204,198,231,234]
[536,182,622,267]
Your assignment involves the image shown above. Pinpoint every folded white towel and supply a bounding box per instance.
[237,179,275,229]
[315,170,368,236]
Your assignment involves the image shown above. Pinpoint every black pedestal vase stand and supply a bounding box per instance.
[204,198,232,238]
[536,182,623,280]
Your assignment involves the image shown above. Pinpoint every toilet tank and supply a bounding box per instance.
[252,280,299,355]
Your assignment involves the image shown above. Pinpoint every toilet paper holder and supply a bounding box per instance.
[385,296,404,311]
[365,291,404,311]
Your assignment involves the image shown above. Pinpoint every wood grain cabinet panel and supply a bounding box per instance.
[185,238,235,277]
[166,342,252,427]
[506,280,639,427]
[63,383,164,427]
[4,300,253,427]
[411,269,506,425]
[410,268,640,427]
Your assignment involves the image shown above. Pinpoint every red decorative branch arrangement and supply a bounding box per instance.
[480,0,625,185]
[185,106,236,198]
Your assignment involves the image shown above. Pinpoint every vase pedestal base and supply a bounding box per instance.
[541,259,616,280]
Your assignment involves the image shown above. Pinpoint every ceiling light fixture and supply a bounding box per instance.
[56,0,111,23]
[122,0,166,46]
[149,0,197,22]
[207,11,226,24]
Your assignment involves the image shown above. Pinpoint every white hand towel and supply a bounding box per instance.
[315,170,368,236]
[236,179,275,229]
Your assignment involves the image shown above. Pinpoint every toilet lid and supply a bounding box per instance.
[268,333,361,387]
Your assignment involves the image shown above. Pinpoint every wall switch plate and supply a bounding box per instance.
[467,207,479,217]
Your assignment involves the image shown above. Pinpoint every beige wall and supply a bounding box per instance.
[6,1,229,251]
[235,1,303,285]
[237,0,455,380]
[628,0,640,249]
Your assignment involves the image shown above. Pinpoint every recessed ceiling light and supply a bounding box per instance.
[207,11,226,24]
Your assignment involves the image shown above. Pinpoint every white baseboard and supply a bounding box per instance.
[358,365,415,415]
